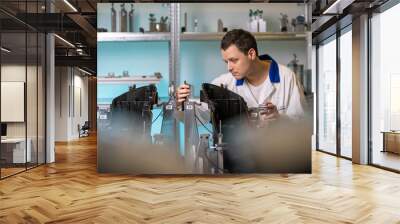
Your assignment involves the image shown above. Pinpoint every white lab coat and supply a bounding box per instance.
[175,63,306,123]
[209,63,305,119]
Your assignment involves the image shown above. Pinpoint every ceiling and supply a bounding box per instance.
[1,0,98,74]
[1,0,393,75]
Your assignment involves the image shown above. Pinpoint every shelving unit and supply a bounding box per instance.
[97,32,307,42]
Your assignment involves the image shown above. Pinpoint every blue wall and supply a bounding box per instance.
[97,41,170,101]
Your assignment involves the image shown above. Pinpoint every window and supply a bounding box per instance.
[317,36,337,154]
[339,28,352,158]
[370,2,400,171]
[0,1,46,179]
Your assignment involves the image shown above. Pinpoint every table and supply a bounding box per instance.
[1,138,31,164]
[381,131,400,154]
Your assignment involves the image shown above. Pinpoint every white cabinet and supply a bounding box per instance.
[1,138,32,163]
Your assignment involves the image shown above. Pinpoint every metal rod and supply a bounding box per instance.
[316,44,320,150]
[25,2,28,171]
[367,12,373,165]
[0,22,2,179]
[336,26,341,157]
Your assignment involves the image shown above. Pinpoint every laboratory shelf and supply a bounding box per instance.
[98,32,171,42]
[97,32,308,42]
[97,76,161,84]
[181,32,308,41]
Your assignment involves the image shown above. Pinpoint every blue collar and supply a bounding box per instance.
[236,54,280,86]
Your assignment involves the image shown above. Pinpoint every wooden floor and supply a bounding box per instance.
[1,135,400,223]
[1,167,26,178]
[1,163,44,178]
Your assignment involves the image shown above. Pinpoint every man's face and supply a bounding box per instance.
[221,44,254,80]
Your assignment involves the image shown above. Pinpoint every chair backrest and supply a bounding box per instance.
[82,121,90,129]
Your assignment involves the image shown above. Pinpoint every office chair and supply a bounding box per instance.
[79,121,90,138]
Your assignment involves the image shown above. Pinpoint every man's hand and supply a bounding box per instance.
[259,102,279,120]
[176,84,191,103]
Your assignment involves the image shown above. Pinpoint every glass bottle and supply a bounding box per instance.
[128,4,134,32]
[120,3,127,32]
[194,19,198,32]
[111,3,116,32]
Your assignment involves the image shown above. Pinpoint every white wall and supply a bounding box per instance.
[1,65,40,137]
[55,66,68,141]
[55,67,89,141]
[72,73,89,138]
[1,65,26,81]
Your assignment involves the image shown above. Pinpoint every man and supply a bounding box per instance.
[176,29,305,120]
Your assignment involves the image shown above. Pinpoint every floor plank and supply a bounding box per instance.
[1,134,400,223]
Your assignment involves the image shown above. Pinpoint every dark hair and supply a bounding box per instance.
[220,29,258,56]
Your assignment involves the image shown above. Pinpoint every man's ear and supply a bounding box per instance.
[248,48,257,60]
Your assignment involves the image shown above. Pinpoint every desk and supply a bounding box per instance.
[381,131,400,154]
[1,138,31,163]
